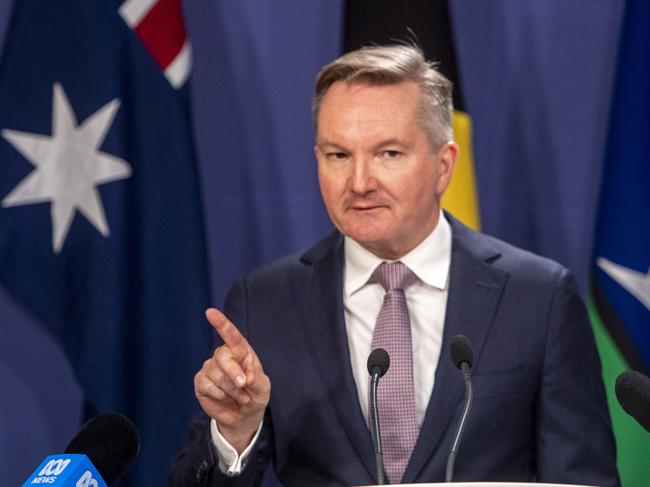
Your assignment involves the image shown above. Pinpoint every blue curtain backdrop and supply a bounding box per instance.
[450,0,625,292]
[0,1,627,485]
[187,0,339,303]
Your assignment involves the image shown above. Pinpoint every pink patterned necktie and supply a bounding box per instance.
[369,261,419,484]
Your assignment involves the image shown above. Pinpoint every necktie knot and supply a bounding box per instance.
[372,261,416,291]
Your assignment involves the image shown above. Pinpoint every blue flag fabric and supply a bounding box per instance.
[0,1,211,485]
[592,0,650,373]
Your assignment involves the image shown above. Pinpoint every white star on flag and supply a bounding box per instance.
[2,83,132,253]
[597,257,650,311]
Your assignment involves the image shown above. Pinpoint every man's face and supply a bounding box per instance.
[315,81,457,259]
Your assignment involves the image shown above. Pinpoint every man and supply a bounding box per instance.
[170,45,619,486]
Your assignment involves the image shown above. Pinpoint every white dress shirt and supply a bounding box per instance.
[343,212,451,425]
[212,212,452,473]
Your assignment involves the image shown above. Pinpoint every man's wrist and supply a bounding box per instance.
[217,419,261,454]
[210,418,264,476]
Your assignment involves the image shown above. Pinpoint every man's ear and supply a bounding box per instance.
[435,141,459,195]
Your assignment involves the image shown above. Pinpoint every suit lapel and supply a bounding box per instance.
[291,232,377,483]
[404,217,508,483]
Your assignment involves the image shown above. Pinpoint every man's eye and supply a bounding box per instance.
[326,152,348,160]
[381,150,402,159]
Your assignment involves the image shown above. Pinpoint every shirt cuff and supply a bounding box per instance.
[210,418,263,476]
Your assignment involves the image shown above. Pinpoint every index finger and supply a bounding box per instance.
[205,308,250,363]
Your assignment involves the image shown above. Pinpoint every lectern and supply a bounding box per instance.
[358,483,597,487]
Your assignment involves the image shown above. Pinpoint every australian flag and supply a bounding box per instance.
[0,1,210,485]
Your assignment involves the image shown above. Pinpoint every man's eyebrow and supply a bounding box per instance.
[371,138,412,151]
[316,141,348,151]
[316,138,413,152]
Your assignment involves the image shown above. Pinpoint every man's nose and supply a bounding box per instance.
[349,158,377,195]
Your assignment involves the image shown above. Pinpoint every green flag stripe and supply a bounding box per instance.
[592,280,647,373]
[588,296,650,486]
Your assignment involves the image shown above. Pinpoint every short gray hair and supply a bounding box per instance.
[312,44,454,149]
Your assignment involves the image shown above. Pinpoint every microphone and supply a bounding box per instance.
[445,334,474,483]
[367,348,390,485]
[615,370,650,432]
[22,413,140,486]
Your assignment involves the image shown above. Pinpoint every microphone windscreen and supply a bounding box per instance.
[367,348,390,377]
[615,370,650,432]
[450,334,474,370]
[64,413,140,484]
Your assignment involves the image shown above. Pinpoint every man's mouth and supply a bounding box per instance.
[350,205,385,212]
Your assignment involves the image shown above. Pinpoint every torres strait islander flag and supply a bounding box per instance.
[0,1,210,485]
[589,1,650,486]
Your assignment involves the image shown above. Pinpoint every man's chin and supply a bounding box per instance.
[340,226,388,246]
[340,228,397,257]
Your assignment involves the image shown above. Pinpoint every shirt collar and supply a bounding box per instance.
[344,211,452,297]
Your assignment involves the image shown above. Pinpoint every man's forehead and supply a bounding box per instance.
[319,81,421,122]
[317,81,423,137]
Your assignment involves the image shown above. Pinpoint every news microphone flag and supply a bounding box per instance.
[23,455,106,487]
[0,1,210,485]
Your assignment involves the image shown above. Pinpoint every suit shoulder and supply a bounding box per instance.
[485,232,566,276]
[247,252,301,280]
[239,230,342,285]
[450,215,571,287]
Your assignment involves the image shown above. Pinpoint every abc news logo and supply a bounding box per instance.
[75,471,100,487]
[31,458,100,486]
[39,458,71,476]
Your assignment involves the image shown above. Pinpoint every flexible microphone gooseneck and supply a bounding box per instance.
[445,334,474,483]
[64,412,140,485]
[367,347,390,485]
[615,370,650,433]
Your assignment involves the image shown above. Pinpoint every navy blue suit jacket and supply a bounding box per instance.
[170,216,619,487]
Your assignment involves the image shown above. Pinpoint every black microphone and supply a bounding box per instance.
[615,370,650,432]
[367,348,390,485]
[445,334,474,483]
[64,413,140,484]
[22,413,139,486]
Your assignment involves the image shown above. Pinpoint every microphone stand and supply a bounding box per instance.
[369,370,386,485]
[445,361,473,483]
